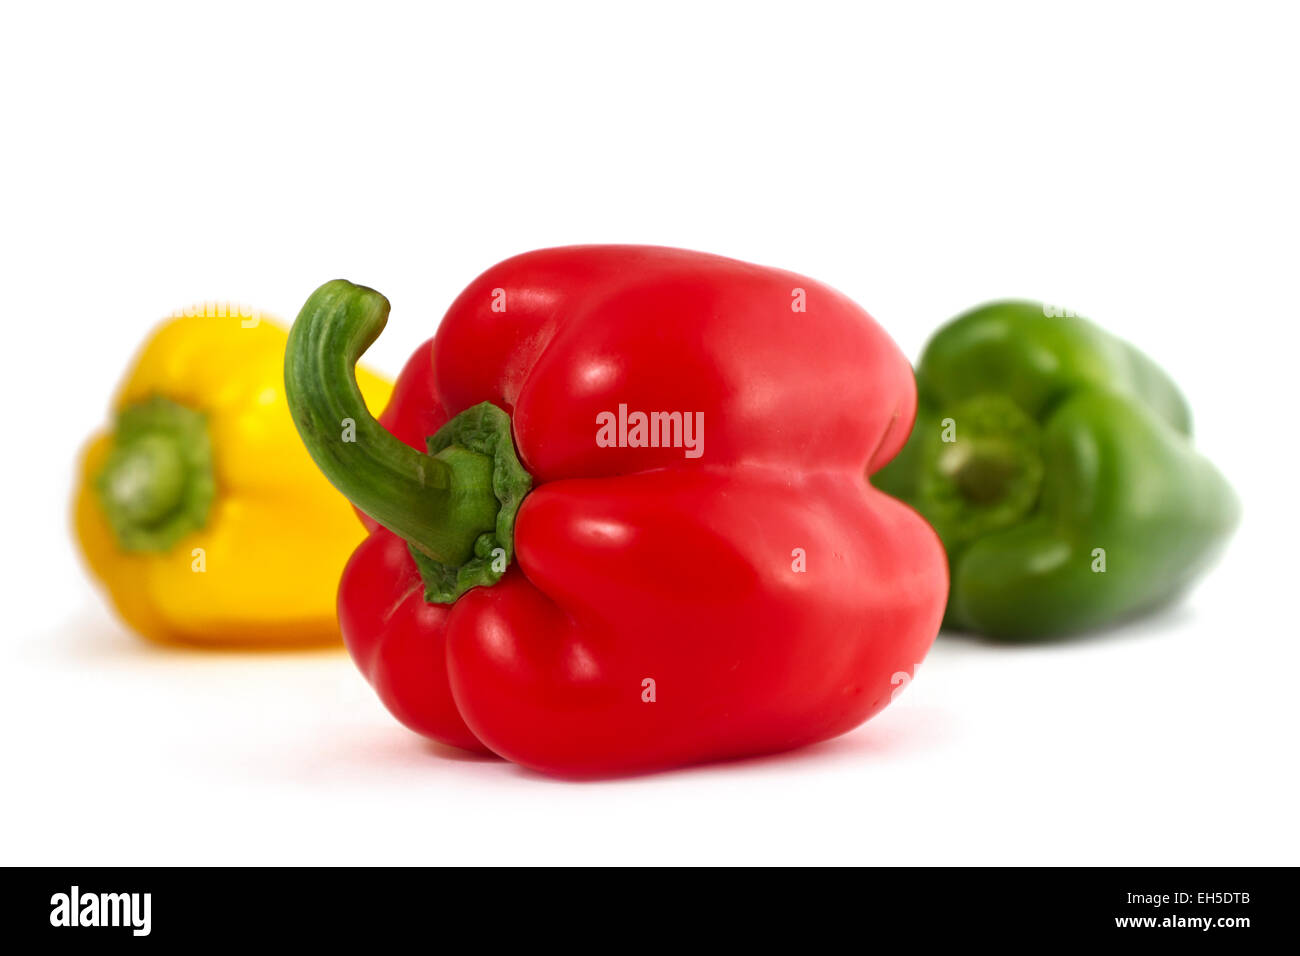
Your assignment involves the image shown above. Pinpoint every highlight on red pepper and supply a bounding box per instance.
[284,246,948,777]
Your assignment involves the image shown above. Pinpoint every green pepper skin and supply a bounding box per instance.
[873,301,1238,641]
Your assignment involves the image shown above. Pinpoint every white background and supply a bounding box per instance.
[2,1,1296,865]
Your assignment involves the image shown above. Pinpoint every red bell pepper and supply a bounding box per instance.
[285,246,947,777]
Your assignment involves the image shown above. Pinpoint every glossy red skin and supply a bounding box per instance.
[339,246,947,777]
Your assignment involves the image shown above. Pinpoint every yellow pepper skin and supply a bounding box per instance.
[74,308,392,647]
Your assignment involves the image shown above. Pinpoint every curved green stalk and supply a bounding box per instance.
[285,280,532,603]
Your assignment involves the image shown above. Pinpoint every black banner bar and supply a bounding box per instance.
[8,866,1287,944]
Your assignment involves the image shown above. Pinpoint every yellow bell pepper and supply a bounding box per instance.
[74,305,392,647]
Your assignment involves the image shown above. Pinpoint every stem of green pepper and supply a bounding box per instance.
[284,279,500,567]
[937,441,1027,506]
[917,394,1044,548]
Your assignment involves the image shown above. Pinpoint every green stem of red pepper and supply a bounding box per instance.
[285,280,532,603]
[285,279,497,567]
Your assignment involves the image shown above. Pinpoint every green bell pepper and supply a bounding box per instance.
[873,301,1238,641]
